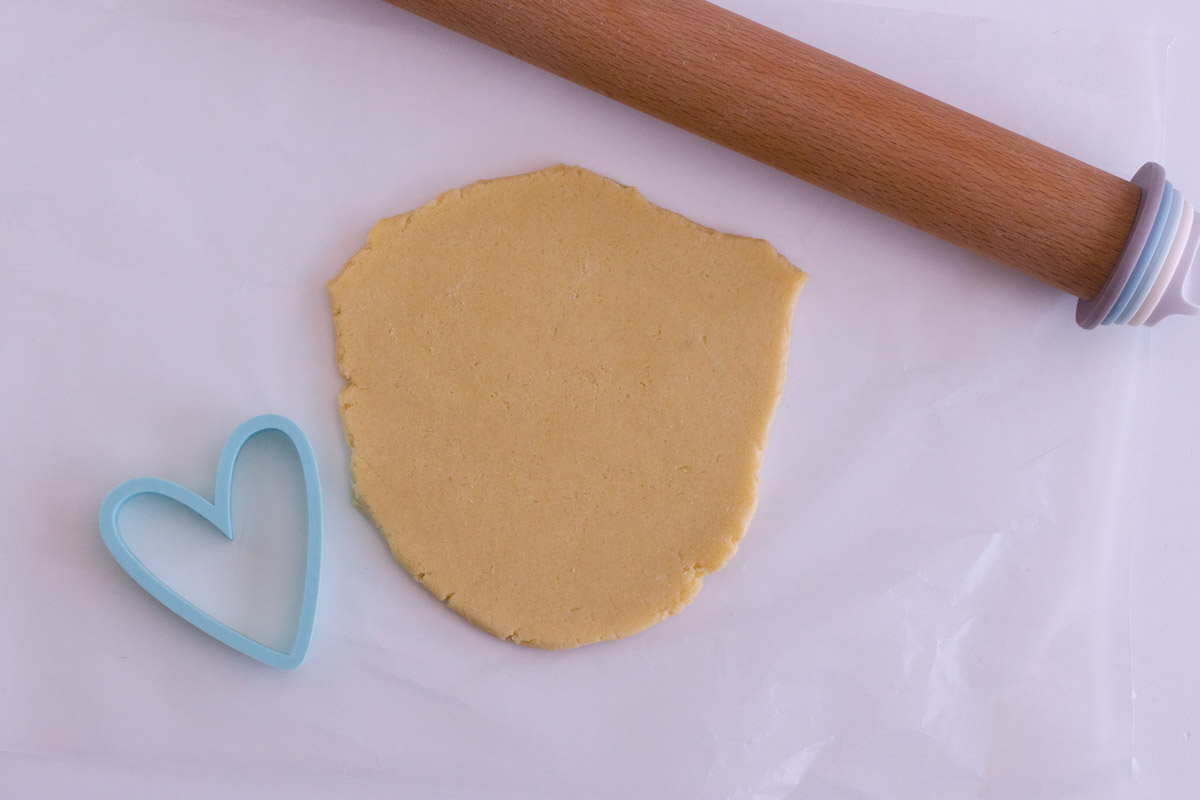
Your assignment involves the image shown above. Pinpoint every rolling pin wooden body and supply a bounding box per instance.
[384,0,1143,300]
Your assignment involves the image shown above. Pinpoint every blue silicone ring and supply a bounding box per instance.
[1104,180,1176,325]
[1116,186,1184,325]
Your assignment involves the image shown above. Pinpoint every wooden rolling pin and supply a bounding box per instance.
[382,0,1199,325]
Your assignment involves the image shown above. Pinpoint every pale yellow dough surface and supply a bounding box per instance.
[330,165,805,649]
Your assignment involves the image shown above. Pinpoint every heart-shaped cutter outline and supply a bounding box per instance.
[100,414,321,669]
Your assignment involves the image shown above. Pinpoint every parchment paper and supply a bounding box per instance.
[0,1,1166,797]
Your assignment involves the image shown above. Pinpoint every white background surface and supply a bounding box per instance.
[2,1,1199,798]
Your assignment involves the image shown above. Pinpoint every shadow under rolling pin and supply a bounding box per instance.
[383,0,1199,329]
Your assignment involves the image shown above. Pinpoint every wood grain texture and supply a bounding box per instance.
[384,0,1141,299]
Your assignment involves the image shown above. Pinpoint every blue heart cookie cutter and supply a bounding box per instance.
[100,414,321,669]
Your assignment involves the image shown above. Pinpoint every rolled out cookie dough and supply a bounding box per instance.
[330,165,805,649]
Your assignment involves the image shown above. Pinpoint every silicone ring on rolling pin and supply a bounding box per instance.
[1114,186,1182,326]
[381,0,1200,329]
[1080,164,1200,329]
[1132,201,1195,327]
